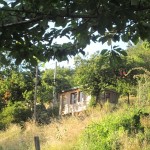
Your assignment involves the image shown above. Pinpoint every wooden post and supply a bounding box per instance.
[34,136,40,150]
[53,61,57,107]
[127,93,130,104]
[33,65,38,122]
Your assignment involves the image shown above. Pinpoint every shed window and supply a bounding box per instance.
[78,91,84,102]
[70,92,77,104]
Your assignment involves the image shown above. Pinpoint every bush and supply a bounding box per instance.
[79,107,149,150]
[89,97,97,107]
[0,101,32,130]
[36,104,51,124]
[47,106,59,117]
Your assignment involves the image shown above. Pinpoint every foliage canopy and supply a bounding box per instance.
[0,0,150,64]
[74,41,150,103]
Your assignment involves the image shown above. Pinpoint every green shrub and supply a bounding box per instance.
[47,106,59,117]
[89,97,97,107]
[79,107,148,150]
[36,104,51,124]
[13,102,32,123]
[0,102,32,130]
[0,100,6,111]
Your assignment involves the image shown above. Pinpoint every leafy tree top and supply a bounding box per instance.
[0,0,150,64]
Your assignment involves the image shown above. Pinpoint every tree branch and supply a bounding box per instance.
[1,8,39,14]
[0,5,149,29]
[0,16,44,28]
[0,13,97,28]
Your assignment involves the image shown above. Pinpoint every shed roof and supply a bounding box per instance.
[60,87,80,93]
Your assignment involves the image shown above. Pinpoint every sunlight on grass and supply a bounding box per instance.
[0,101,149,150]
[0,106,110,150]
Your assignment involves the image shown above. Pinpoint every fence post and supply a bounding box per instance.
[34,136,40,150]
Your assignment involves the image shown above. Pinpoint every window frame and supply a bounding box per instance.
[78,91,84,102]
[70,92,77,104]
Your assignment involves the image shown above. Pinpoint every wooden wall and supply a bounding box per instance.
[59,88,91,115]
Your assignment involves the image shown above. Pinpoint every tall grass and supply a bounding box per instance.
[0,101,149,150]
[0,105,113,150]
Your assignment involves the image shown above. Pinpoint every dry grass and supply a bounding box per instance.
[0,102,149,150]
[0,106,112,150]
[118,131,150,150]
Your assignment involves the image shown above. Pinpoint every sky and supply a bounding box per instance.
[44,37,128,69]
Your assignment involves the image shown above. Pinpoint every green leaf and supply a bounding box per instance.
[11,0,20,8]
[91,35,99,42]
[79,49,85,55]
[114,48,122,52]
[39,20,49,30]
[100,36,108,44]
[113,34,120,42]
[0,0,8,6]
[119,50,127,56]
[131,34,139,45]
[55,17,66,27]
[101,49,108,55]
[60,27,72,37]
[131,0,139,6]
[121,34,129,42]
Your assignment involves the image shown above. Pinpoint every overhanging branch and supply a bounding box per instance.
[0,13,97,28]
[0,16,44,28]
[0,5,150,29]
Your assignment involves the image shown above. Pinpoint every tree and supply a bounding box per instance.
[0,69,26,107]
[74,53,117,103]
[74,47,140,104]
[0,63,39,110]
[74,41,150,105]
[124,41,150,103]
[127,41,150,70]
[40,66,75,104]
[0,0,150,64]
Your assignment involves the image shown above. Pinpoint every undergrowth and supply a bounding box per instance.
[0,102,149,150]
[78,106,150,150]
